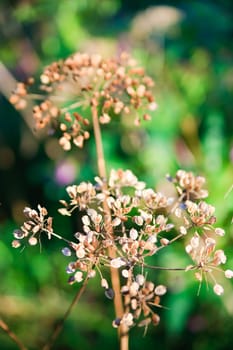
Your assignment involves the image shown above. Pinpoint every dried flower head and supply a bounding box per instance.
[116,274,166,329]
[10,52,157,151]
[9,48,231,344]
[13,167,229,335]
[12,205,53,248]
[185,230,228,294]
[169,169,208,200]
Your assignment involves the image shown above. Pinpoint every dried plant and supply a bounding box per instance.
[7,52,232,350]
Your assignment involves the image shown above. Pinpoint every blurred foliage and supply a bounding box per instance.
[0,0,233,349]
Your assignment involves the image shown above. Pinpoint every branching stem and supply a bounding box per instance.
[42,275,89,350]
[143,264,197,271]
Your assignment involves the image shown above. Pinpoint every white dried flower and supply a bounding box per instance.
[129,228,138,240]
[215,228,225,236]
[190,235,200,249]
[213,283,224,296]
[180,226,187,235]
[134,216,144,226]
[121,313,134,327]
[148,102,158,111]
[101,278,109,289]
[213,250,227,265]
[185,244,192,254]
[28,237,38,246]
[40,74,50,84]
[122,269,129,278]
[99,113,111,124]
[76,245,86,258]
[136,84,146,97]
[225,269,233,278]
[136,274,145,286]
[110,257,126,268]
[87,208,98,219]
[160,238,169,246]
[130,281,140,294]
[74,271,83,282]
[112,217,122,227]
[12,240,21,248]
[82,215,90,226]
[154,285,167,296]
[88,270,96,278]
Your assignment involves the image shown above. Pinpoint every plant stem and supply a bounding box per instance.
[91,105,107,179]
[92,105,129,350]
[0,318,28,350]
[42,275,89,350]
[143,264,197,271]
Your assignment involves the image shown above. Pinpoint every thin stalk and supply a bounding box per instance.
[42,275,89,350]
[92,105,128,350]
[143,264,197,271]
[0,318,28,350]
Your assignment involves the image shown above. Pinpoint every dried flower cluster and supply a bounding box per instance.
[12,205,53,248]
[10,52,157,151]
[10,52,232,342]
[12,169,232,330]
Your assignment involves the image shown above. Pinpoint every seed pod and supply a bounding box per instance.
[142,304,150,317]
[152,313,160,326]
[12,240,21,248]
[101,278,109,289]
[28,237,38,246]
[153,296,160,305]
[112,318,121,328]
[121,285,129,295]
[154,285,167,296]
[105,288,115,300]
[13,229,24,239]
[62,247,72,256]
[68,276,75,285]
[131,298,138,310]
[145,281,154,292]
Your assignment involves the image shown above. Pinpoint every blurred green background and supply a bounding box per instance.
[0,0,233,349]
